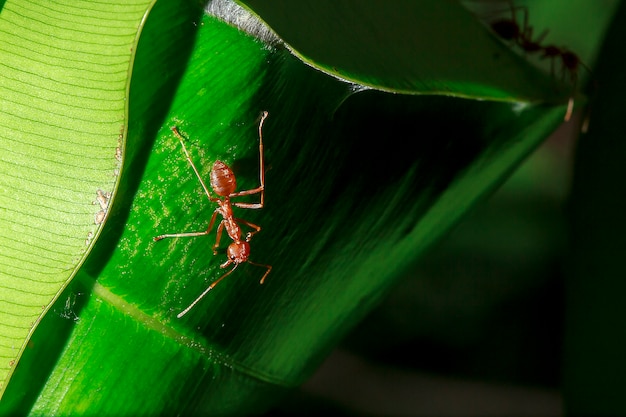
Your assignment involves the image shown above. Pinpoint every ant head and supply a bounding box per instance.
[227,241,250,264]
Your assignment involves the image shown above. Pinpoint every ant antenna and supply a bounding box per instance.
[177,264,240,318]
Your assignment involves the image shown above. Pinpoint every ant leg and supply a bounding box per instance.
[154,230,209,242]
[563,65,578,122]
[246,260,272,284]
[540,45,561,78]
[564,97,575,122]
[514,6,548,54]
[213,220,225,255]
[233,200,263,209]
[170,127,218,203]
[518,2,531,38]
[154,208,220,242]
[233,218,261,241]
[229,111,268,208]
[177,263,240,318]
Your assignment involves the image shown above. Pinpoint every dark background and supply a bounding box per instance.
[271,115,578,417]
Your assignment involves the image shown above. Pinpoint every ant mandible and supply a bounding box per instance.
[154,111,272,318]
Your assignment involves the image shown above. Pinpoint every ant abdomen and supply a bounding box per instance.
[210,160,237,196]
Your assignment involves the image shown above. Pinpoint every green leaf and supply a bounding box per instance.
[0,0,616,414]
[0,0,156,397]
[564,0,626,414]
[239,0,567,102]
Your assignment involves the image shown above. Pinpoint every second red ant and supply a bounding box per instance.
[154,112,272,318]
[485,0,589,121]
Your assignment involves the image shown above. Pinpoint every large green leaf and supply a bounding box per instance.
[240,0,567,102]
[564,0,626,413]
[0,0,616,414]
[0,0,156,397]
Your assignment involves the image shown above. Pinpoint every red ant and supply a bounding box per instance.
[486,1,588,121]
[154,112,272,318]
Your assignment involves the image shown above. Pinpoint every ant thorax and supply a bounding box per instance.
[222,212,242,242]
